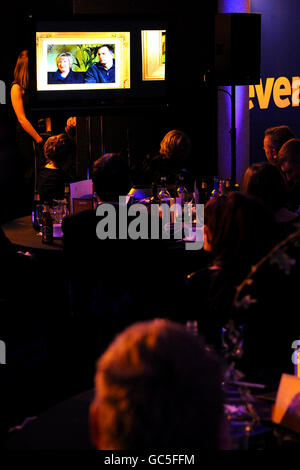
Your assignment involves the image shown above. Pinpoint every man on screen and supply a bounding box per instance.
[48,52,84,84]
[85,45,115,83]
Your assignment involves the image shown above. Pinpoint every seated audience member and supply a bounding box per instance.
[263,125,295,166]
[141,129,194,191]
[242,162,300,238]
[0,227,49,436]
[62,153,131,313]
[278,138,300,213]
[62,153,132,262]
[90,319,227,450]
[62,152,174,272]
[48,53,84,84]
[186,192,278,347]
[62,154,180,360]
[92,152,131,204]
[233,223,300,386]
[37,133,74,203]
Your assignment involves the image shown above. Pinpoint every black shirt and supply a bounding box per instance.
[37,167,71,202]
[48,70,85,84]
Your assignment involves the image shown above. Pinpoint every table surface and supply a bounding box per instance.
[3,387,277,450]
[2,215,63,252]
[1,214,204,257]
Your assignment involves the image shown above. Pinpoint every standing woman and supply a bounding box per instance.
[10,50,44,213]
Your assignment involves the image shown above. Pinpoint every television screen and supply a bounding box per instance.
[32,18,168,112]
[36,31,131,91]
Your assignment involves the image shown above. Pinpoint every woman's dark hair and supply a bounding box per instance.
[92,153,131,202]
[43,133,75,167]
[206,191,277,280]
[203,192,278,321]
[13,50,29,90]
[242,162,288,211]
[204,196,228,254]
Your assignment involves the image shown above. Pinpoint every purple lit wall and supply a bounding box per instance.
[217,0,250,185]
[250,0,300,164]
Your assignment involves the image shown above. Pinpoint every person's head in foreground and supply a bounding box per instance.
[204,191,277,276]
[90,319,226,450]
[242,161,288,213]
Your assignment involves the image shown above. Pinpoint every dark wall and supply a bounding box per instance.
[1,2,73,85]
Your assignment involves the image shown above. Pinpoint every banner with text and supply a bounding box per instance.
[250,0,300,163]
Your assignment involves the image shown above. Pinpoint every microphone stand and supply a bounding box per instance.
[218,85,237,185]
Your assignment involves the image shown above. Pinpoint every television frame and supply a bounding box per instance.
[36,31,131,91]
[30,15,170,114]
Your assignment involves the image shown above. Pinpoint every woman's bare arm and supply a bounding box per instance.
[11,84,43,143]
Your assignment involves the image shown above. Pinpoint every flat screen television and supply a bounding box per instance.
[30,16,170,113]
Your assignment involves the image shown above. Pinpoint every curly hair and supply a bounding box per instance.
[43,134,74,167]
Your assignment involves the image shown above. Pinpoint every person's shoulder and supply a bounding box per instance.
[85,64,97,78]
[39,167,62,179]
[63,208,96,222]
[88,63,98,70]
[37,167,50,178]
[62,209,96,231]
[69,70,84,79]
[187,266,216,284]
[48,71,57,78]
[10,82,23,95]
[62,210,98,256]
[47,71,60,84]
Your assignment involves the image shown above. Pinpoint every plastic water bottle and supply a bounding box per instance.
[177,174,189,204]
[158,176,171,203]
[210,176,220,199]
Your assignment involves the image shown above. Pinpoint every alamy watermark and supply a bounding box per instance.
[0,80,6,104]
[95,196,204,251]
[0,340,6,365]
[292,340,300,365]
